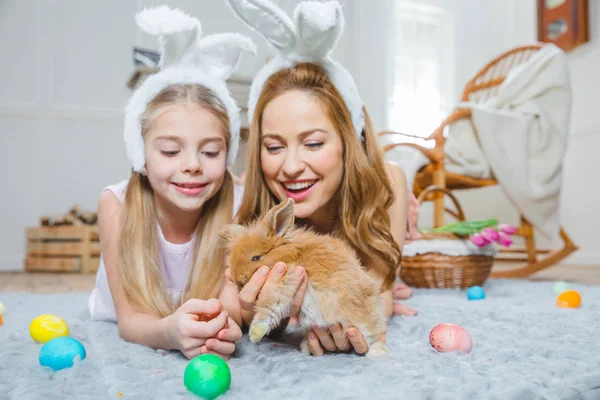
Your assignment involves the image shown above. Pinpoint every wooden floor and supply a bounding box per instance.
[1,263,599,293]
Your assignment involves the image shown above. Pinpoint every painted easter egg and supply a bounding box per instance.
[430,323,473,353]
[30,314,69,343]
[556,289,581,308]
[466,286,485,300]
[552,281,571,295]
[184,354,231,399]
[39,337,86,371]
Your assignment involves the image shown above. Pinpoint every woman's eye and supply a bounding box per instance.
[266,145,283,153]
[202,151,220,158]
[251,255,261,262]
[161,150,179,157]
[306,142,323,149]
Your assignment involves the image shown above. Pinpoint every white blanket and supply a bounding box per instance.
[384,44,571,239]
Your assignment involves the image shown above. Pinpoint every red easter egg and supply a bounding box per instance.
[429,323,473,353]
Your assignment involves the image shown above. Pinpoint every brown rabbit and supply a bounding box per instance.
[220,198,388,357]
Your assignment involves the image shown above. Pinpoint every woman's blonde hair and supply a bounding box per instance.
[119,84,234,317]
[237,63,400,290]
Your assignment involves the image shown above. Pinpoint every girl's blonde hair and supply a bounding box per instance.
[237,63,401,291]
[119,84,234,317]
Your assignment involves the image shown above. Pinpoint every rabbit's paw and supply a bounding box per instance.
[249,321,270,343]
[366,341,389,358]
[300,337,310,354]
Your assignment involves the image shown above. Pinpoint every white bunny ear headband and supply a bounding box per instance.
[226,0,365,139]
[124,5,256,172]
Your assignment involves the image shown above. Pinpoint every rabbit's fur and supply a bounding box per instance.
[220,198,388,356]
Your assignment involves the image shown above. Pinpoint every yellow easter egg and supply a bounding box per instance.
[30,314,69,343]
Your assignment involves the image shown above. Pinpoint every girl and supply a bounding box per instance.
[226,0,416,356]
[88,6,255,360]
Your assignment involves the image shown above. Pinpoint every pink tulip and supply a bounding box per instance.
[496,232,513,247]
[499,224,517,235]
[470,233,488,247]
[481,227,500,241]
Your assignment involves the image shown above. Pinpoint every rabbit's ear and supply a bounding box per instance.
[197,33,257,80]
[219,224,246,248]
[136,6,202,68]
[294,1,343,59]
[226,0,296,53]
[266,198,295,237]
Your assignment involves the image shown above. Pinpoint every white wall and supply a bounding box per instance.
[350,0,599,265]
[0,0,354,271]
[2,0,597,271]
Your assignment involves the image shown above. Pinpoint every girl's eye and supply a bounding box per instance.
[305,142,323,149]
[202,151,220,158]
[251,255,261,262]
[161,150,179,157]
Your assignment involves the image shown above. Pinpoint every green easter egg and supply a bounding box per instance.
[184,354,231,399]
[553,281,571,295]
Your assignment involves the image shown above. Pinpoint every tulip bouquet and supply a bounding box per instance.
[427,219,518,248]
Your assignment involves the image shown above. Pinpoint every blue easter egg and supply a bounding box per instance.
[467,286,485,300]
[39,337,86,371]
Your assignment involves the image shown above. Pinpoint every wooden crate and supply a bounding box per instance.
[25,226,101,273]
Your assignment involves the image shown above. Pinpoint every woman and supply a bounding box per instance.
[227,0,417,356]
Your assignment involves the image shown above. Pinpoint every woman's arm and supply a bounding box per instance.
[384,163,418,316]
[218,279,242,328]
[385,162,409,251]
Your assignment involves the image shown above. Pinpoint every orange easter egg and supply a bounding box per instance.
[556,289,581,308]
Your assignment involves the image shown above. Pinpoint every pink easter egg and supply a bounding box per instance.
[429,323,473,353]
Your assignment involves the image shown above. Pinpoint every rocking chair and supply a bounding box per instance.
[381,44,578,278]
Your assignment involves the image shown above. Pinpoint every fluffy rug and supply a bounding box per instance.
[1,279,598,400]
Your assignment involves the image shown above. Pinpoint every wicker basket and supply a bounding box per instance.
[400,186,495,289]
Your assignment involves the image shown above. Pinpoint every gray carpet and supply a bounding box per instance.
[1,279,599,400]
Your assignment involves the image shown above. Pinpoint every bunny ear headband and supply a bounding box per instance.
[226,0,365,139]
[124,5,257,172]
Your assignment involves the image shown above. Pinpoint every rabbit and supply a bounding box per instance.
[219,198,388,357]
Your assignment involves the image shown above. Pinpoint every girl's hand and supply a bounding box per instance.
[306,324,375,356]
[226,261,308,327]
[164,298,229,359]
[204,317,243,361]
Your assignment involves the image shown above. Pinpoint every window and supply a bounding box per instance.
[387,2,454,146]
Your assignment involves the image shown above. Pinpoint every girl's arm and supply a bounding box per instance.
[98,191,228,357]
[97,190,171,349]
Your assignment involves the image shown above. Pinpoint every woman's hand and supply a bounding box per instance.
[392,282,418,316]
[164,298,231,360]
[406,191,422,240]
[306,324,377,356]
[226,261,308,328]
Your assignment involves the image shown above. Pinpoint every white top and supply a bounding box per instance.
[88,179,244,322]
